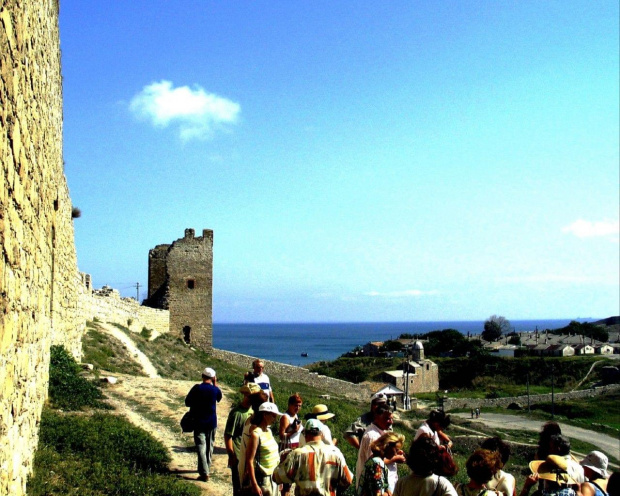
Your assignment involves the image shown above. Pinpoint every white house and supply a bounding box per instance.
[595,344,614,355]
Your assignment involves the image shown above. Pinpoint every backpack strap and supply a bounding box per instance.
[589,481,609,496]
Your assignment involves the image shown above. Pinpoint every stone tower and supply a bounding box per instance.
[144,229,213,350]
[412,340,425,361]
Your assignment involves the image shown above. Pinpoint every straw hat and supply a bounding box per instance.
[311,404,335,421]
[529,455,576,485]
[239,383,262,395]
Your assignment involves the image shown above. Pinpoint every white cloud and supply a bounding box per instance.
[562,219,619,240]
[364,289,439,298]
[129,80,240,141]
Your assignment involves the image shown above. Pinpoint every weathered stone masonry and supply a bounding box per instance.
[209,348,371,403]
[1,1,83,494]
[145,229,213,350]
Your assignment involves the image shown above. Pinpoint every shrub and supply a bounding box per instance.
[48,345,106,410]
[141,327,153,339]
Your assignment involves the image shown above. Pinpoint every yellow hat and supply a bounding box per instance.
[529,455,576,485]
[312,404,335,421]
[239,383,262,395]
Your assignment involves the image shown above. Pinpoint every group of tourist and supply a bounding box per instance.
[183,360,618,496]
[231,359,351,496]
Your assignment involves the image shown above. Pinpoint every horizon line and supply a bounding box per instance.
[212,317,608,325]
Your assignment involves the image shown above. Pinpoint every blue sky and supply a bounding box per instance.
[60,1,619,323]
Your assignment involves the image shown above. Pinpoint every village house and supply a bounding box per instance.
[379,341,439,405]
[547,344,575,357]
[596,344,614,355]
[573,344,595,355]
[363,341,385,357]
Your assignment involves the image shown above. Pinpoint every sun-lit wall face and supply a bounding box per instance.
[1,1,83,493]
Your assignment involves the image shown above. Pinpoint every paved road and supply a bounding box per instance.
[453,413,619,462]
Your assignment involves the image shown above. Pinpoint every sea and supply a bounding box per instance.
[212,319,593,367]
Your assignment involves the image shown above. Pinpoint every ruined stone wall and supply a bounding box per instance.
[1,1,83,493]
[209,348,371,403]
[82,286,169,334]
[147,243,169,303]
[443,383,620,412]
[167,229,213,350]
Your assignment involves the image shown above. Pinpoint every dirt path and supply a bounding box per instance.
[453,412,620,463]
[98,322,160,378]
[92,328,235,495]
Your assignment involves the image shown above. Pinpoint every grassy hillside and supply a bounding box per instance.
[308,354,615,394]
[28,346,199,496]
[38,327,617,496]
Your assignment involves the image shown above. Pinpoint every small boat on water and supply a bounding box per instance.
[301,352,308,357]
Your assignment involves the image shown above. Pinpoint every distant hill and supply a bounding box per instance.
[593,316,620,327]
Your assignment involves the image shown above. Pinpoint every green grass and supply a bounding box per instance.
[121,396,181,432]
[528,392,620,431]
[28,409,199,496]
[29,344,200,496]
[82,323,147,376]
[48,345,109,410]
[78,327,619,495]
[309,355,614,395]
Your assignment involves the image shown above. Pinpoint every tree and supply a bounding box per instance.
[482,315,511,342]
[382,340,404,352]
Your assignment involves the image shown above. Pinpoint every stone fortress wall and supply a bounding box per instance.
[167,229,213,350]
[443,383,620,412]
[145,229,214,350]
[209,348,371,403]
[81,284,169,335]
[1,1,84,494]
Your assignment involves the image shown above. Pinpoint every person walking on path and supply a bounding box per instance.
[274,418,353,496]
[185,367,223,482]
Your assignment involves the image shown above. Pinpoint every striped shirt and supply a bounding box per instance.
[255,426,280,475]
[274,441,353,496]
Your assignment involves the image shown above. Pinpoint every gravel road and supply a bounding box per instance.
[453,412,619,463]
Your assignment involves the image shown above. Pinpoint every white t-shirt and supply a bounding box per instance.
[414,421,441,446]
[253,372,272,397]
[486,469,516,496]
[281,412,303,448]
[563,455,585,484]
[356,423,385,488]
[394,474,457,496]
